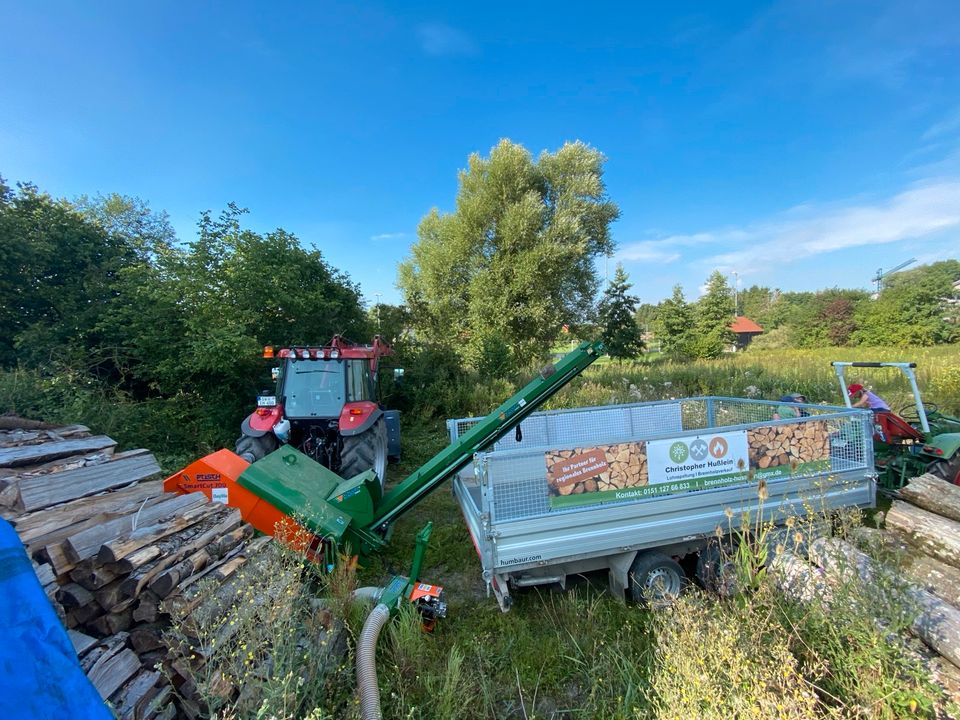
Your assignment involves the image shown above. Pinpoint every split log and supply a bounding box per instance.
[16,451,160,512]
[65,492,208,562]
[41,540,80,576]
[133,592,161,623]
[87,647,141,700]
[66,602,103,628]
[811,537,960,668]
[97,501,221,564]
[15,475,161,547]
[88,608,133,636]
[118,508,244,598]
[130,625,166,654]
[80,632,130,672]
[71,561,120,591]
[899,473,960,524]
[0,435,116,468]
[852,527,960,608]
[68,629,98,657]
[109,668,161,720]
[57,582,95,609]
[32,561,55,586]
[885,500,960,571]
[149,547,215,599]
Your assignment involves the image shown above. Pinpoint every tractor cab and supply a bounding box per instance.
[832,361,960,487]
[236,335,401,486]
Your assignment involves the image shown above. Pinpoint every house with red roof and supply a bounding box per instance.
[729,316,763,351]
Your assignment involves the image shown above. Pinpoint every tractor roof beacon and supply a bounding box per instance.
[832,361,960,488]
[236,335,400,489]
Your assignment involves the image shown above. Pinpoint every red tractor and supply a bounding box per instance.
[235,335,400,488]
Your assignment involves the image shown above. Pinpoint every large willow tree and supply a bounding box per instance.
[398,139,619,373]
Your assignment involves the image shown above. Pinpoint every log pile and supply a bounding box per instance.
[773,471,960,704]
[0,419,271,719]
[746,419,830,469]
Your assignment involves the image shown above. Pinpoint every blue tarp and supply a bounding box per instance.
[0,518,112,719]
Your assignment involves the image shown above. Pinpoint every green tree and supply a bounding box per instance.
[739,285,776,327]
[598,264,644,360]
[398,139,620,373]
[691,271,735,358]
[853,260,960,346]
[103,204,370,402]
[0,178,135,368]
[655,285,694,358]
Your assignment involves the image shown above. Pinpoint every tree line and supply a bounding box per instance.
[2,140,958,449]
[638,260,960,359]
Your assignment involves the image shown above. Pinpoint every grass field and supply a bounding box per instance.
[309,346,960,719]
[6,344,960,717]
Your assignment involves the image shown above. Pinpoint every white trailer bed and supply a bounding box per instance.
[448,396,875,610]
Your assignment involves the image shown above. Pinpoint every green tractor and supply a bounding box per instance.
[832,361,960,489]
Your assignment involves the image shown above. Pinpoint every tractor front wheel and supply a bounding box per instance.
[340,418,388,490]
[930,455,960,486]
[235,433,278,464]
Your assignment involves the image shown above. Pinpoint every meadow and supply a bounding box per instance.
[4,344,959,718]
[183,344,960,719]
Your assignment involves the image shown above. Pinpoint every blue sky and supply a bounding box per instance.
[2,1,959,307]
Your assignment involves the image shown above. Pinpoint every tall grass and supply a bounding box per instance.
[546,344,960,416]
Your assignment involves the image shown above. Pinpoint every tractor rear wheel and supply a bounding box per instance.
[340,418,388,490]
[235,433,278,464]
[931,455,960,486]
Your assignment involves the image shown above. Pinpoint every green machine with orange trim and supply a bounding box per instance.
[165,340,606,620]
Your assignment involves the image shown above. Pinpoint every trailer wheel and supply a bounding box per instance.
[628,552,685,608]
[930,455,960,486]
[696,544,738,598]
[235,433,278,464]
[340,419,388,490]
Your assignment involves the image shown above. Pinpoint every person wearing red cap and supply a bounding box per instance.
[848,383,890,411]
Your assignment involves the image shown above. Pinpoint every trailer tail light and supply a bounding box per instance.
[262,345,274,358]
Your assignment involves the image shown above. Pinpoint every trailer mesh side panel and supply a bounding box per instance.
[450,398,872,523]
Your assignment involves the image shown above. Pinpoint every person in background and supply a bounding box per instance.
[847,383,890,411]
[773,393,810,420]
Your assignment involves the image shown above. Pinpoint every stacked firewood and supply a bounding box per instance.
[0,419,272,719]
[746,419,830,469]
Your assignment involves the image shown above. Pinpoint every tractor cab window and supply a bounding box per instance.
[282,359,346,419]
[347,360,372,402]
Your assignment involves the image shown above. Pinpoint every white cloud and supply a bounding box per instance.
[416,22,477,57]
[922,108,960,141]
[620,179,960,279]
[615,242,682,264]
[703,180,960,274]
[370,231,408,242]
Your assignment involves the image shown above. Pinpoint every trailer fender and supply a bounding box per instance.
[607,550,639,601]
[922,433,960,460]
[339,402,382,437]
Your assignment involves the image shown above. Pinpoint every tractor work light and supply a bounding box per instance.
[300,349,310,359]
[330,349,340,359]
[262,345,274,359]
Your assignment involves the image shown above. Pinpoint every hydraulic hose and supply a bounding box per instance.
[356,602,391,720]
